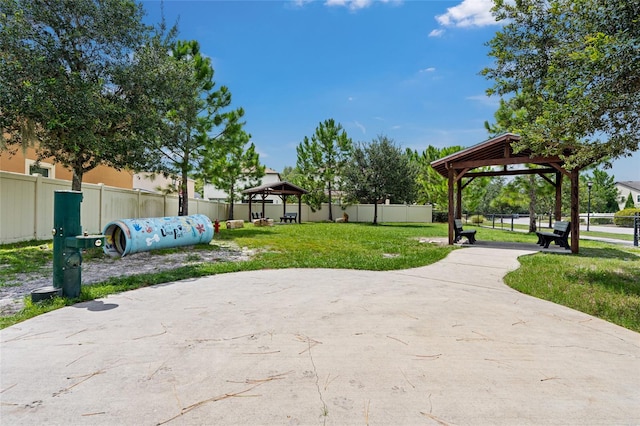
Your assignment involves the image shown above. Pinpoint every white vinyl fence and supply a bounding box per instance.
[0,171,432,244]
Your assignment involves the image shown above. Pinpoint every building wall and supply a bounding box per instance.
[615,182,640,209]
[0,146,133,189]
[133,172,196,197]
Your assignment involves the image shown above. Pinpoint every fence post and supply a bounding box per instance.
[634,212,639,247]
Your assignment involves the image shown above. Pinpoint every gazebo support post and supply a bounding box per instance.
[555,171,563,221]
[298,196,302,223]
[456,179,462,220]
[570,169,580,253]
[447,165,455,245]
[248,196,253,222]
[283,196,287,218]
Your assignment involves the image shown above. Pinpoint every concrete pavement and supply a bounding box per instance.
[1,245,639,425]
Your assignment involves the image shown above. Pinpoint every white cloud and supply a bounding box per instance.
[428,29,445,38]
[354,121,366,134]
[348,96,355,101]
[419,67,436,73]
[324,0,402,11]
[436,0,497,28]
[292,0,313,7]
[466,94,500,107]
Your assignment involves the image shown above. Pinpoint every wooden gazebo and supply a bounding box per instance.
[242,181,308,223]
[430,133,582,253]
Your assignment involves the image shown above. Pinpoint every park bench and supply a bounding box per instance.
[251,212,267,220]
[454,219,477,244]
[280,212,297,223]
[536,221,571,249]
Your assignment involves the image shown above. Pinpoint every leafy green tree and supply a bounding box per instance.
[343,136,416,225]
[296,119,353,221]
[149,40,245,216]
[0,0,160,190]
[476,177,505,215]
[624,193,635,209]
[199,129,264,220]
[408,145,464,209]
[581,169,620,213]
[490,179,529,215]
[483,0,640,169]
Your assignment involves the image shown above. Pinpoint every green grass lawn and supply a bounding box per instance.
[1,222,638,332]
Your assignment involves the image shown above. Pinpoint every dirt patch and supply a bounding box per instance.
[0,241,252,317]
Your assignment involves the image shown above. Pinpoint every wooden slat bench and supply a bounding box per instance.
[280,212,297,223]
[536,221,571,249]
[454,219,477,244]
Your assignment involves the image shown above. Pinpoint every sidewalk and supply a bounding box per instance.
[1,246,639,425]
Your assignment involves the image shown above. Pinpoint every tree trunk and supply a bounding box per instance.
[373,200,378,225]
[327,181,333,221]
[228,188,235,220]
[72,170,82,192]
[180,170,189,216]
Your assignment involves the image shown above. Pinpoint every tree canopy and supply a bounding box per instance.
[296,119,353,221]
[147,39,245,216]
[0,0,155,190]
[483,0,640,169]
[343,136,416,224]
[199,128,264,220]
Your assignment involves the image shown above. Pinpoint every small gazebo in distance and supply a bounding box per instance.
[430,133,583,253]
[242,181,308,223]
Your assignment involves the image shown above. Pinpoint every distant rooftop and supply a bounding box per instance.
[615,181,640,191]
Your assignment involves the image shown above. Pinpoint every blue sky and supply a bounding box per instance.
[141,0,639,182]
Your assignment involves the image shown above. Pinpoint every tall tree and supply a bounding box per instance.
[483,0,640,169]
[199,129,265,220]
[0,0,161,190]
[581,169,620,213]
[343,136,416,225]
[296,119,353,221]
[150,40,244,216]
[408,145,464,209]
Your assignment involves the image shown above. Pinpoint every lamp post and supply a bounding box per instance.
[587,181,593,232]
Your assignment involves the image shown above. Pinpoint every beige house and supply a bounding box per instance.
[0,146,134,189]
[0,147,194,195]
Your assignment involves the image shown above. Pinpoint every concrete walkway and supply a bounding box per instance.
[1,246,639,425]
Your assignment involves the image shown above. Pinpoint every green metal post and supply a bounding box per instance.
[52,191,84,298]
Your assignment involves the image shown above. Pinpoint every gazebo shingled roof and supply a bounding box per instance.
[430,133,583,253]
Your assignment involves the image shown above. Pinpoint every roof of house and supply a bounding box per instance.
[615,181,640,191]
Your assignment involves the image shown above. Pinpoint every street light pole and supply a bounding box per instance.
[587,181,593,232]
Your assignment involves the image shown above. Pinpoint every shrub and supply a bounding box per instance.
[624,193,635,209]
[433,211,448,223]
[613,208,640,227]
[469,215,485,224]
[590,217,613,225]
